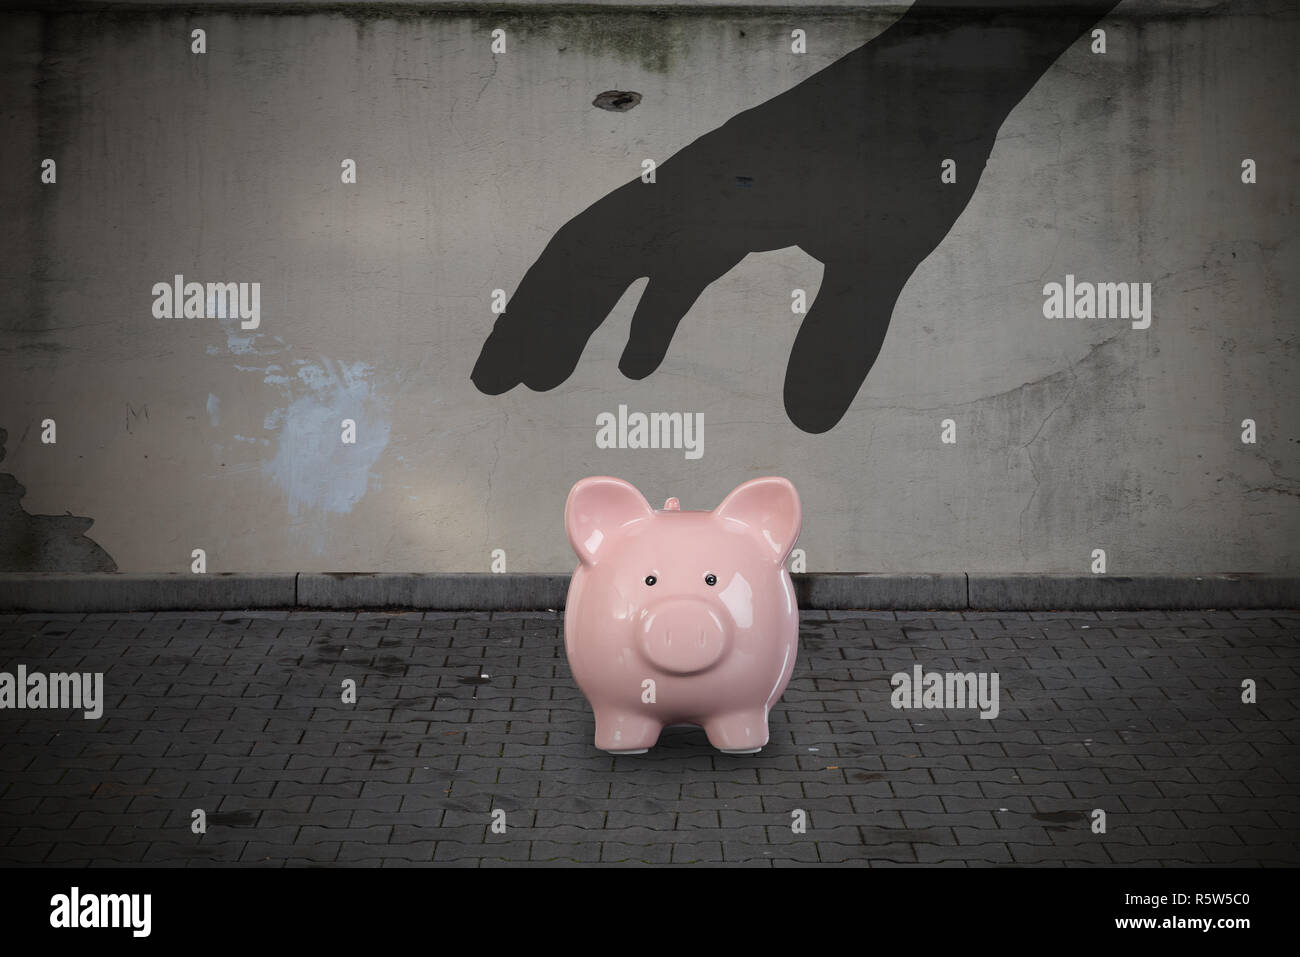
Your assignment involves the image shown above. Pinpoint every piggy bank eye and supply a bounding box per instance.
[704,573,717,586]
[644,575,657,586]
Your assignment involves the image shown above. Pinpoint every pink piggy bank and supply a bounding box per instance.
[563,476,802,754]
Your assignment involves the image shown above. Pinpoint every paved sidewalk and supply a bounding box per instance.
[0,609,1296,867]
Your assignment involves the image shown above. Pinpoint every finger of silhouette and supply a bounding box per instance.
[617,250,747,380]
[470,191,649,394]
[783,261,900,434]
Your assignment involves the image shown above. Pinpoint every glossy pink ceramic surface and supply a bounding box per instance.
[563,476,802,754]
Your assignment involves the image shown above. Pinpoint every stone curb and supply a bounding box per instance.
[0,572,1296,611]
[966,572,1300,610]
[296,572,571,610]
[0,573,298,612]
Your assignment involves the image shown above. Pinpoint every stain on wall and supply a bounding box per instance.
[0,428,118,572]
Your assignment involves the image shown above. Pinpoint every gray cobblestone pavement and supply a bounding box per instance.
[0,609,1296,867]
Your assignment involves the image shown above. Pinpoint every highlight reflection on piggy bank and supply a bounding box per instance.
[563,476,801,754]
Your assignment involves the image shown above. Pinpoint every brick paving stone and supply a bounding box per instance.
[0,609,1296,866]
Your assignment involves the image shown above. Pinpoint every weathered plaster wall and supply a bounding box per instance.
[0,1,1296,573]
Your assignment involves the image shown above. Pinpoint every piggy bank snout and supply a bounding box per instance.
[638,598,731,675]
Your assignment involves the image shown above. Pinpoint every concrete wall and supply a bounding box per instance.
[0,0,1296,574]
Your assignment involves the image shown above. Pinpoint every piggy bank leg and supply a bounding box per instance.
[704,710,770,754]
[593,708,663,754]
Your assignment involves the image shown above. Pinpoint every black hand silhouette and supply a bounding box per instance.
[473,1,1122,433]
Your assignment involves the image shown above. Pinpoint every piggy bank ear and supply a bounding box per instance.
[565,476,654,565]
[713,477,802,562]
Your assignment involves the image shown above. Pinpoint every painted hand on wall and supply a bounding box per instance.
[472,1,1121,433]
